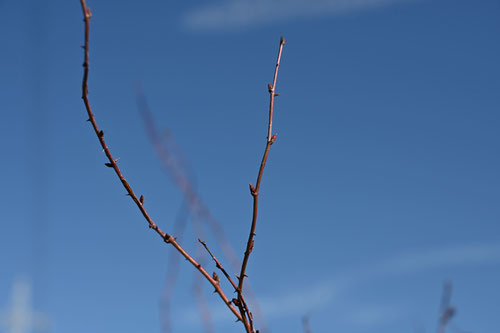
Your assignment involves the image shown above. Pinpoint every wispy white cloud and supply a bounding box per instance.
[176,279,340,328]
[175,243,500,326]
[344,303,404,327]
[373,243,500,277]
[257,279,339,318]
[183,0,415,30]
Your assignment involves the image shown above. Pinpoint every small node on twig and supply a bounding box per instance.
[85,8,92,18]
[249,184,257,196]
[139,195,145,204]
[249,240,254,253]
[98,130,104,137]
[104,158,120,168]
[267,83,273,93]
[270,134,277,145]
[213,272,220,283]
[232,298,241,307]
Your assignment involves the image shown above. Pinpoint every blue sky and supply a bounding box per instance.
[0,0,499,332]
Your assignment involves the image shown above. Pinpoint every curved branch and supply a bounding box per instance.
[79,0,242,324]
[238,37,285,295]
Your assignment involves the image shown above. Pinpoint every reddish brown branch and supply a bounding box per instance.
[437,281,455,333]
[136,90,267,332]
[136,89,242,271]
[160,201,189,333]
[238,37,285,295]
[199,239,254,331]
[199,239,239,292]
[79,0,242,324]
[193,221,215,333]
[302,316,312,333]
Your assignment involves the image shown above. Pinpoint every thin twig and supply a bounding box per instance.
[160,201,189,333]
[79,0,243,324]
[136,90,267,332]
[238,37,285,296]
[136,89,242,271]
[199,239,255,332]
[193,220,215,333]
[437,281,455,333]
[199,239,239,291]
[302,316,312,333]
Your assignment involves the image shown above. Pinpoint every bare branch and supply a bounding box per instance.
[437,281,455,333]
[193,220,215,333]
[136,89,268,332]
[79,0,242,324]
[238,36,286,295]
[302,316,312,333]
[160,201,189,333]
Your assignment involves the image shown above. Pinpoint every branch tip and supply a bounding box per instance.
[280,36,285,45]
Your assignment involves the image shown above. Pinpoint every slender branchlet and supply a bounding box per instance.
[79,0,242,324]
[238,37,285,295]
[302,316,312,333]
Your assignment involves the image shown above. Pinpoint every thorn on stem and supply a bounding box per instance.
[104,162,113,168]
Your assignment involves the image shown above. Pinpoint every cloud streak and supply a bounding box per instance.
[183,0,415,30]
[175,242,500,326]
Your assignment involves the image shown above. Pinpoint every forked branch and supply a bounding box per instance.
[80,1,285,331]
